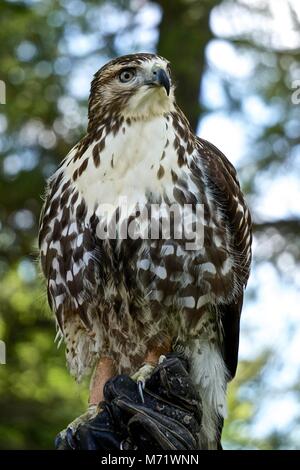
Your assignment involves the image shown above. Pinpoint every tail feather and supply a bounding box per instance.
[185,336,229,447]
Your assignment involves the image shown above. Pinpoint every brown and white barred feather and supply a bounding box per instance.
[38,53,252,447]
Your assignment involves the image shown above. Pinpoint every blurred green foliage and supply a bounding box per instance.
[0,0,299,449]
[0,266,89,449]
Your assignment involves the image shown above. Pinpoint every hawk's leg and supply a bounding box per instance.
[89,356,116,405]
[56,357,116,448]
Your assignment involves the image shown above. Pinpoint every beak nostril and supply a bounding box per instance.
[149,68,170,96]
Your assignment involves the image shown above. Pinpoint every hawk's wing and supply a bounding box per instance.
[195,137,252,378]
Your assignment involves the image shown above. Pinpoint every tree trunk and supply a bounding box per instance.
[155,0,221,130]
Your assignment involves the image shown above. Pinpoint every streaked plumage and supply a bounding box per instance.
[39,53,252,447]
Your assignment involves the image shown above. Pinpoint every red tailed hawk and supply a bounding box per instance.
[39,53,252,448]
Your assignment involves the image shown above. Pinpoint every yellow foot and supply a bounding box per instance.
[67,404,98,432]
[131,363,156,384]
[131,363,156,403]
[58,404,98,446]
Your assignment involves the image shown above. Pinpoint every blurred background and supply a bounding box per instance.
[0,0,300,449]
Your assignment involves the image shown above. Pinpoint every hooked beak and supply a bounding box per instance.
[146,67,171,96]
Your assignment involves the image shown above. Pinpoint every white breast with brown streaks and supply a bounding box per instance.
[63,115,183,219]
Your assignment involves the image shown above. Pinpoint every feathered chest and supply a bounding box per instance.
[64,116,188,216]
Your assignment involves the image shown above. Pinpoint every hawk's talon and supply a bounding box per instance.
[131,363,155,383]
[138,380,145,403]
[131,363,155,403]
[66,427,76,449]
[55,404,98,449]
[54,432,64,449]
[158,354,166,364]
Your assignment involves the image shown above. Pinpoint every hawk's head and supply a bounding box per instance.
[88,53,175,123]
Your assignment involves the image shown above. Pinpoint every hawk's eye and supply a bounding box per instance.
[119,68,136,83]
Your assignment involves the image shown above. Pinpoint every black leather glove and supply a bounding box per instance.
[106,353,202,450]
[55,353,202,450]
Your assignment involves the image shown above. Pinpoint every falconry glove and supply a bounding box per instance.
[106,353,202,450]
[56,353,202,450]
